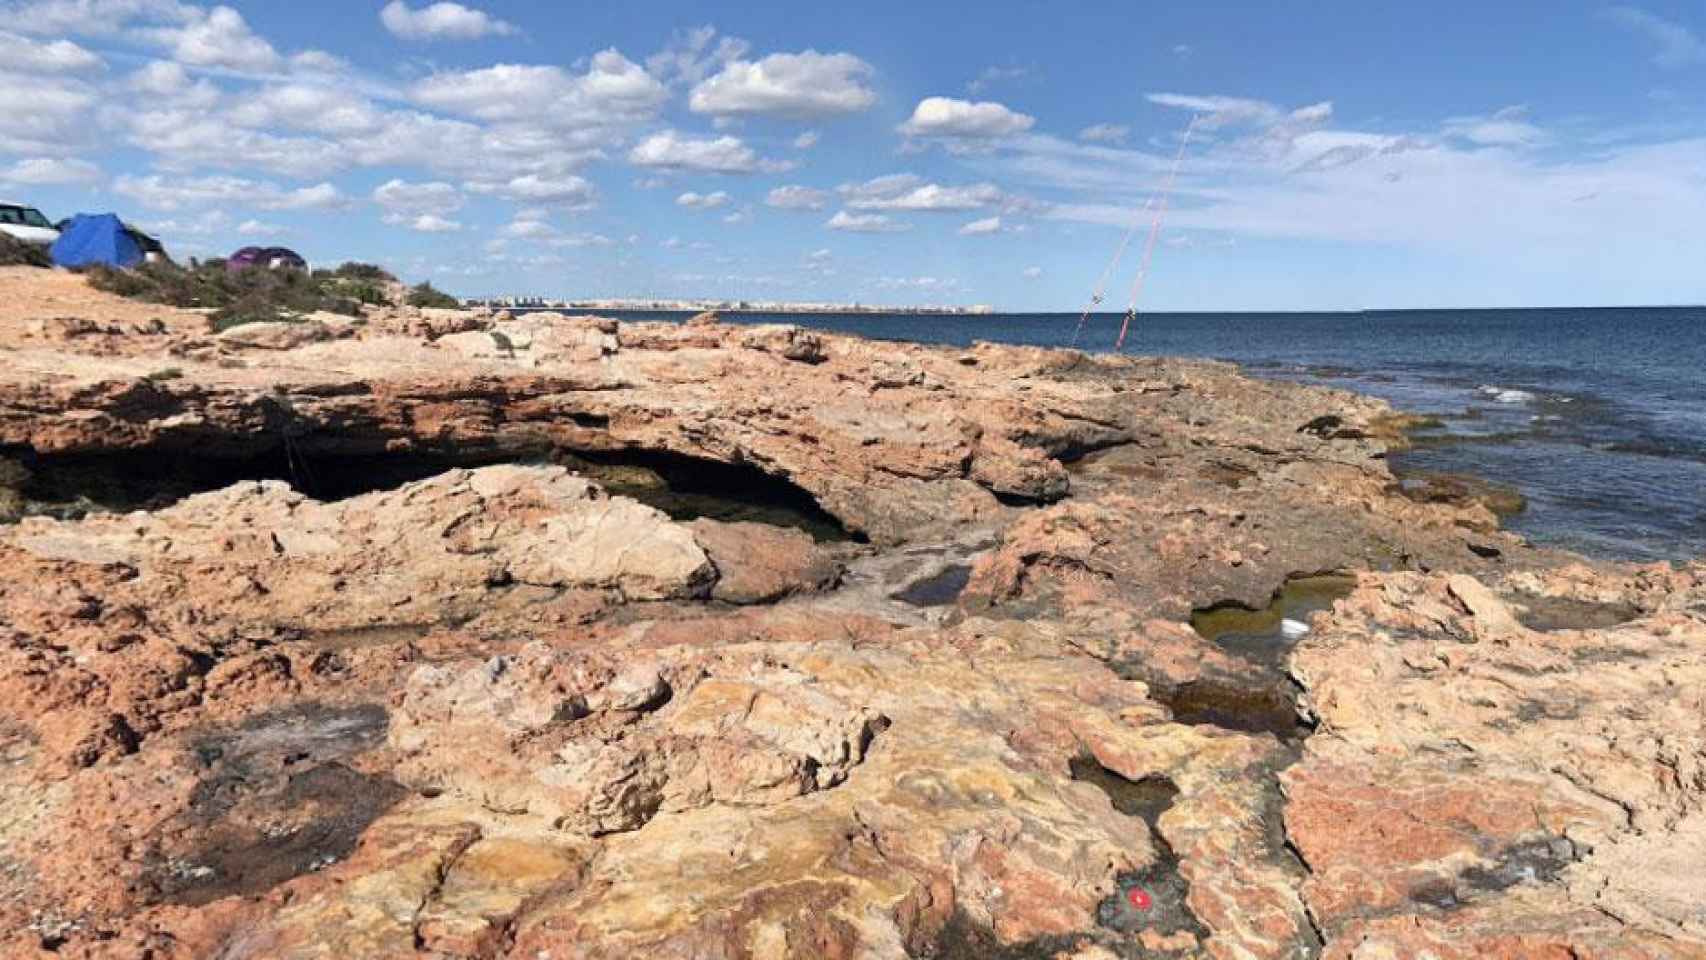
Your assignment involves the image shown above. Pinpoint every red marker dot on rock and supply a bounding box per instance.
[1126,887,1153,911]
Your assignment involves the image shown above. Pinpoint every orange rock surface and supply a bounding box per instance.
[0,269,1699,958]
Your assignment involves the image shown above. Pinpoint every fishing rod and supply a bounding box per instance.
[1069,195,1154,348]
[1114,115,1199,353]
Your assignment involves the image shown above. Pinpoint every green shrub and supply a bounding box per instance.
[83,259,405,326]
[333,262,392,282]
[406,281,460,309]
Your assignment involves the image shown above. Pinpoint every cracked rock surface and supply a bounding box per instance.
[1,270,1700,958]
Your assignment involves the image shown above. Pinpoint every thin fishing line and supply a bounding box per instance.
[1115,115,1199,353]
[1070,195,1154,348]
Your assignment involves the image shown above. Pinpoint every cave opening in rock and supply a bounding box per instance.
[562,448,858,542]
[2,442,858,542]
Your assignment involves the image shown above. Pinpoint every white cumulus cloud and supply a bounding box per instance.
[113,173,347,211]
[645,25,750,87]
[3,29,103,71]
[0,156,101,185]
[826,210,909,233]
[676,190,730,209]
[406,214,463,232]
[3,0,197,37]
[840,175,1004,212]
[127,60,218,107]
[898,96,1034,138]
[466,174,596,209]
[1445,105,1546,147]
[140,5,280,72]
[374,178,463,215]
[629,130,774,173]
[765,185,829,210]
[227,83,381,136]
[380,1,516,40]
[958,216,1002,235]
[689,50,876,118]
[495,211,611,248]
[1079,123,1129,144]
[412,50,666,128]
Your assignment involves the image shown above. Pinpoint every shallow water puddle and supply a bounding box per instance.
[1190,574,1358,671]
[1155,680,1309,740]
[1069,756,1179,826]
[1145,574,1360,741]
[891,564,972,607]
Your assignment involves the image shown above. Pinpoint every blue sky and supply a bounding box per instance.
[5,1,1706,310]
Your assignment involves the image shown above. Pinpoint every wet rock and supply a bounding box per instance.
[892,563,973,607]
[1397,470,1527,526]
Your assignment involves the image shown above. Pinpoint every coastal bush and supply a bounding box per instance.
[406,281,460,309]
[0,234,52,268]
[83,259,409,329]
[314,262,394,306]
[330,262,391,282]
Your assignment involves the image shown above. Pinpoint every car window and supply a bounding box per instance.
[0,207,20,225]
[20,208,52,229]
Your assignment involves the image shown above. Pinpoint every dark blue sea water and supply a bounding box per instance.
[591,308,1706,563]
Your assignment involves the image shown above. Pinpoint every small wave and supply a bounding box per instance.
[1602,440,1706,465]
[1478,385,1537,405]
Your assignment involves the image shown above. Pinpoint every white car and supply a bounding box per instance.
[0,202,59,245]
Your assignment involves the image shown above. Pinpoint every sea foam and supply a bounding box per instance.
[1479,385,1536,405]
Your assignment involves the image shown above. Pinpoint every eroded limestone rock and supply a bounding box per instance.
[1,272,1696,959]
[1285,564,1706,957]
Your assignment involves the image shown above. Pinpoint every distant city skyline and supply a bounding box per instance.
[5,2,1706,310]
[465,295,994,315]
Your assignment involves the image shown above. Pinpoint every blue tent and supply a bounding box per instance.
[51,214,144,269]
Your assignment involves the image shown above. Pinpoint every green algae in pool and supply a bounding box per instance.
[1159,574,1360,739]
[1190,574,1358,670]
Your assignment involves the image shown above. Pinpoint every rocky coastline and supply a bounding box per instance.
[1,265,1702,959]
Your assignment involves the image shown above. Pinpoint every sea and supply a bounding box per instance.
[588,307,1706,564]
